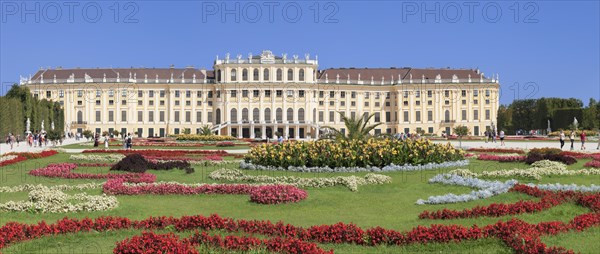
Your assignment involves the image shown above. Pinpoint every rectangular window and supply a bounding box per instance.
[319,101,324,106]
[403,111,409,122]
[428,100,432,106]
[351,101,356,107]
[428,127,434,134]
[138,111,143,122]
[375,92,380,99]
[462,100,466,105]
[416,111,421,122]
[95,111,101,122]
[318,111,324,122]
[427,90,433,97]
[149,100,154,106]
[351,92,356,98]
[121,90,127,97]
[473,110,479,120]
[149,90,154,97]
[77,90,83,97]
[299,90,305,97]
[185,111,191,122]
[96,100,101,106]
[486,99,490,105]
[138,100,143,106]
[374,112,381,122]
[444,90,450,97]
[207,112,213,122]
[385,111,391,122]
[138,90,143,97]
[329,111,335,123]
[186,90,191,98]
[319,91,324,98]
[121,100,127,105]
[108,111,114,122]
[149,111,155,122]
[364,92,370,99]
[109,100,114,105]
[286,90,294,97]
[340,91,346,98]
[159,111,164,122]
[175,90,180,98]
[485,109,490,120]
[329,101,334,106]
[340,101,345,106]
[186,101,191,106]
[365,102,369,107]
[276,90,282,97]
[416,101,421,106]
[404,91,409,98]
[160,90,165,97]
[473,90,479,96]
[329,91,335,98]
[230,90,237,97]
[264,90,271,97]
[485,90,490,96]
[474,99,478,104]
[196,91,202,97]
[375,102,380,107]
[462,110,467,120]
[208,101,213,106]
[461,90,467,97]
[207,91,213,98]
[175,101,180,106]
[428,111,433,121]
[253,90,259,97]
[415,91,421,98]
[174,111,180,122]
[196,100,201,106]
[59,90,64,98]
[196,111,202,123]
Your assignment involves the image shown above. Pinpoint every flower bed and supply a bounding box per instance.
[0,155,26,167]
[216,141,235,147]
[82,149,229,157]
[584,160,600,168]
[114,232,197,254]
[0,185,117,213]
[559,151,600,160]
[449,160,600,180]
[249,185,308,204]
[419,184,585,220]
[466,148,526,154]
[29,163,156,183]
[4,150,59,159]
[174,134,237,141]
[240,160,469,173]
[102,179,307,205]
[476,153,526,162]
[416,174,517,205]
[2,210,600,253]
[245,139,464,168]
[209,168,391,192]
[69,154,125,162]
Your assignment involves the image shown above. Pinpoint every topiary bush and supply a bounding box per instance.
[110,154,194,173]
[526,148,577,165]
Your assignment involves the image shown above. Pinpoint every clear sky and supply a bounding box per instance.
[1,1,598,105]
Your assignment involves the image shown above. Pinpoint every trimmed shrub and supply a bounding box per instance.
[110,154,194,173]
[526,148,576,165]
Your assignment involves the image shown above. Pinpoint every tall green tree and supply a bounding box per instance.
[322,112,383,141]
[510,99,537,131]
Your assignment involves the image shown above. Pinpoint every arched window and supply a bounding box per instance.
[276,108,283,122]
[215,109,221,124]
[264,108,271,122]
[298,108,305,122]
[276,69,283,81]
[242,69,248,81]
[287,108,294,122]
[217,70,222,82]
[230,69,237,82]
[253,108,260,122]
[445,110,450,122]
[230,108,238,123]
[299,69,305,81]
[253,69,259,81]
[287,69,294,81]
[77,111,83,123]
[263,69,270,81]
[242,108,249,122]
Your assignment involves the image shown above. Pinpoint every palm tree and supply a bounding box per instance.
[322,112,383,141]
[199,125,213,135]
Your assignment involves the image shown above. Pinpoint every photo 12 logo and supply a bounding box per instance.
[201,1,339,23]
[401,1,539,23]
[1,1,139,23]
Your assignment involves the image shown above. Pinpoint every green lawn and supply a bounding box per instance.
[60,142,251,150]
[1,153,599,253]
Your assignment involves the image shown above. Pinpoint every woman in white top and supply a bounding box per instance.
[569,131,575,150]
[499,130,505,146]
[559,130,565,149]
[104,135,109,149]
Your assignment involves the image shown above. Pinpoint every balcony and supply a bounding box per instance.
[440,120,456,124]
[71,121,87,127]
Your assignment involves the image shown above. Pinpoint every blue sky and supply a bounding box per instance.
[1,1,598,105]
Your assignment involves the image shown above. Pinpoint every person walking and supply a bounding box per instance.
[569,131,575,150]
[580,130,586,150]
[499,130,505,146]
[559,130,565,149]
[484,130,488,143]
[126,133,133,150]
[9,133,15,150]
[93,133,99,147]
[104,135,109,149]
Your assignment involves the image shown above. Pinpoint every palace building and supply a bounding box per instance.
[21,50,500,139]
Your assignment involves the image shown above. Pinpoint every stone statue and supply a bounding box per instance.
[41,120,45,132]
[26,118,31,133]
[51,121,55,130]
[573,117,579,130]
[547,119,551,133]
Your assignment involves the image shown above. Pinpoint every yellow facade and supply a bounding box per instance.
[22,50,500,139]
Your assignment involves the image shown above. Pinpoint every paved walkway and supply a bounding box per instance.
[0,138,89,155]
[432,139,600,152]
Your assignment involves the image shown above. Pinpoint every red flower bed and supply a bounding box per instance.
[559,151,600,160]
[2,211,600,253]
[5,150,58,159]
[419,185,581,220]
[477,153,526,162]
[114,231,198,254]
[0,156,26,167]
[467,148,525,154]
[216,141,235,147]
[583,160,600,168]
[249,185,308,204]
[82,149,229,157]
[28,163,155,183]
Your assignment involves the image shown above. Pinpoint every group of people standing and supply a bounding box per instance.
[559,130,600,150]
[484,130,506,146]
[92,132,134,150]
[4,131,53,150]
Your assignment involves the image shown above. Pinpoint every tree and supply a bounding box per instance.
[497,104,513,133]
[453,125,470,148]
[199,125,213,135]
[112,129,120,138]
[322,112,383,141]
[45,129,62,146]
[82,130,93,140]
[510,99,537,131]
[582,98,599,130]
